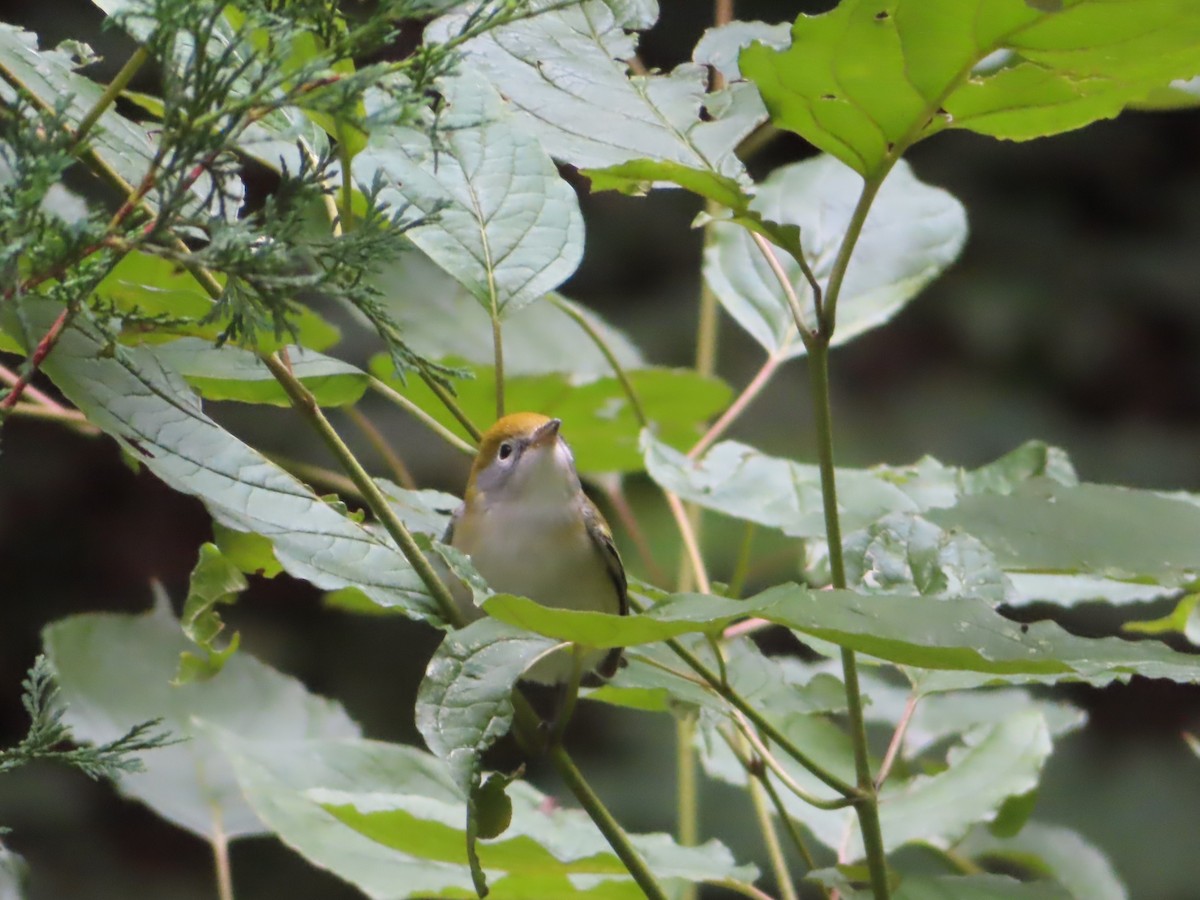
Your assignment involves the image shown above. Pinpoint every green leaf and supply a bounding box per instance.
[364,248,644,377]
[1134,74,1200,110]
[960,822,1129,900]
[906,689,1085,756]
[643,434,1070,539]
[97,251,341,352]
[1123,591,1200,644]
[0,845,28,900]
[702,156,967,357]
[693,20,792,82]
[42,600,358,840]
[436,1,761,178]
[212,521,283,578]
[372,358,730,474]
[837,873,1072,900]
[486,584,1200,686]
[926,479,1200,585]
[175,543,248,684]
[741,0,1200,177]
[355,71,583,318]
[215,733,753,898]
[843,513,1008,603]
[30,302,445,622]
[150,339,367,407]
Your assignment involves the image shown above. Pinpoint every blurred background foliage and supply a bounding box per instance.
[2,1,1200,898]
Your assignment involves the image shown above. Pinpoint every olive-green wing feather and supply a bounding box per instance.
[582,496,627,679]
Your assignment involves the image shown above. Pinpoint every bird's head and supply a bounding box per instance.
[465,413,580,508]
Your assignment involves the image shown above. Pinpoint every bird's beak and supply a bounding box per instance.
[529,417,562,449]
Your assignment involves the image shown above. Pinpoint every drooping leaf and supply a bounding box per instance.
[150,338,367,407]
[216,734,754,899]
[484,584,1200,686]
[42,600,359,840]
[27,302,445,622]
[960,822,1129,900]
[355,71,583,318]
[372,357,730,474]
[435,1,761,178]
[702,156,967,357]
[824,872,1072,900]
[741,0,1200,178]
[175,542,247,684]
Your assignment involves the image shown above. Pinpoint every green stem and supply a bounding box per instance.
[549,294,648,428]
[262,451,365,502]
[74,47,151,148]
[337,129,355,232]
[491,312,505,420]
[807,338,889,899]
[664,634,857,798]
[417,365,483,443]
[676,713,700,900]
[748,771,799,900]
[819,176,885,337]
[367,376,476,456]
[263,353,463,627]
[344,405,417,489]
[727,521,756,599]
[757,772,824,888]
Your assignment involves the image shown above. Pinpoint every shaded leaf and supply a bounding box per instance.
[832,873,1071,900]
[702,156,967,357]
[960,821,1128,900]
[356,71,583,317]
[742,1,1200,177]
[29,302,445,621]
[42,601,358,840]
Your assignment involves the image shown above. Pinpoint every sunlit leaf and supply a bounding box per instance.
[355,71,583,317]
[42,600,358,840]
[435,0,761,178]
[372,357,730,474]
[742,0,1200,177]
[175,542,247,684]
[702,156,967,357]
[1123,591,1200,645]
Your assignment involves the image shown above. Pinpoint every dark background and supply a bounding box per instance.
[3,2,1200,898]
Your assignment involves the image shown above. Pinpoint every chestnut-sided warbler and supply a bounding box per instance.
[443,413,627,684]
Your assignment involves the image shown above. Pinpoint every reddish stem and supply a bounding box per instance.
[0,307,73,410]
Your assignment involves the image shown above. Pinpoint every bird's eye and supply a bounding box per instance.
[498,442,514,461]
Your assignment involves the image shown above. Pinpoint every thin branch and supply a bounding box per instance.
[664,490,711,594]
[0,307,76,411]
[5,402,100,435]
[750,233,817,348]
[689,348,785,458]
[73,47,152,148]
[0,362,65,411]
[417,364,483,442]
[344,405,417,489]
[262,451,366,503]
[876,693,919,789]
[210,804,234,900]
[368,376,476,456]
[749,770,800,900]
[733,712,854,811]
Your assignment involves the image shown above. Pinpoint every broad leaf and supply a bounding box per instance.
[742,1,1200,177]
[642,434,1071,539]
[484,585,1200,685]
[364,250,643,378]
[435,1,760,177]
[217,734,755,899]
[151,338,367,407]
[42,601,358,840]
[702,156,967,356]
[26,302,445,622]
[176,542,247,684]
[372,358,731,474]
[960,822,1128,900]
[827,873,1071,900]
[0,846,27,900]
[355,71,583,317]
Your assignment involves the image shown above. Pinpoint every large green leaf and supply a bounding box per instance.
[960,822,1128,900]
[831,873,1071,900]
[642,433,1071,539]
[217,734,754,899]
[364,250,643,378]
[433,1,761,177]
[27,302,443,621]
[741,0,1200,178]
[372,357,730,474]
[41,602,359,840]
[151,338,367,407]
[926,479,1200,585]
[355,71,583,318]
[483,585,1200,685]
[702,155,966,357]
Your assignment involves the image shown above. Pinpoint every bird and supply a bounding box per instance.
[443,412,626,685]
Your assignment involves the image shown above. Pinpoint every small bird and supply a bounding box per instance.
[444,412,626,684]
